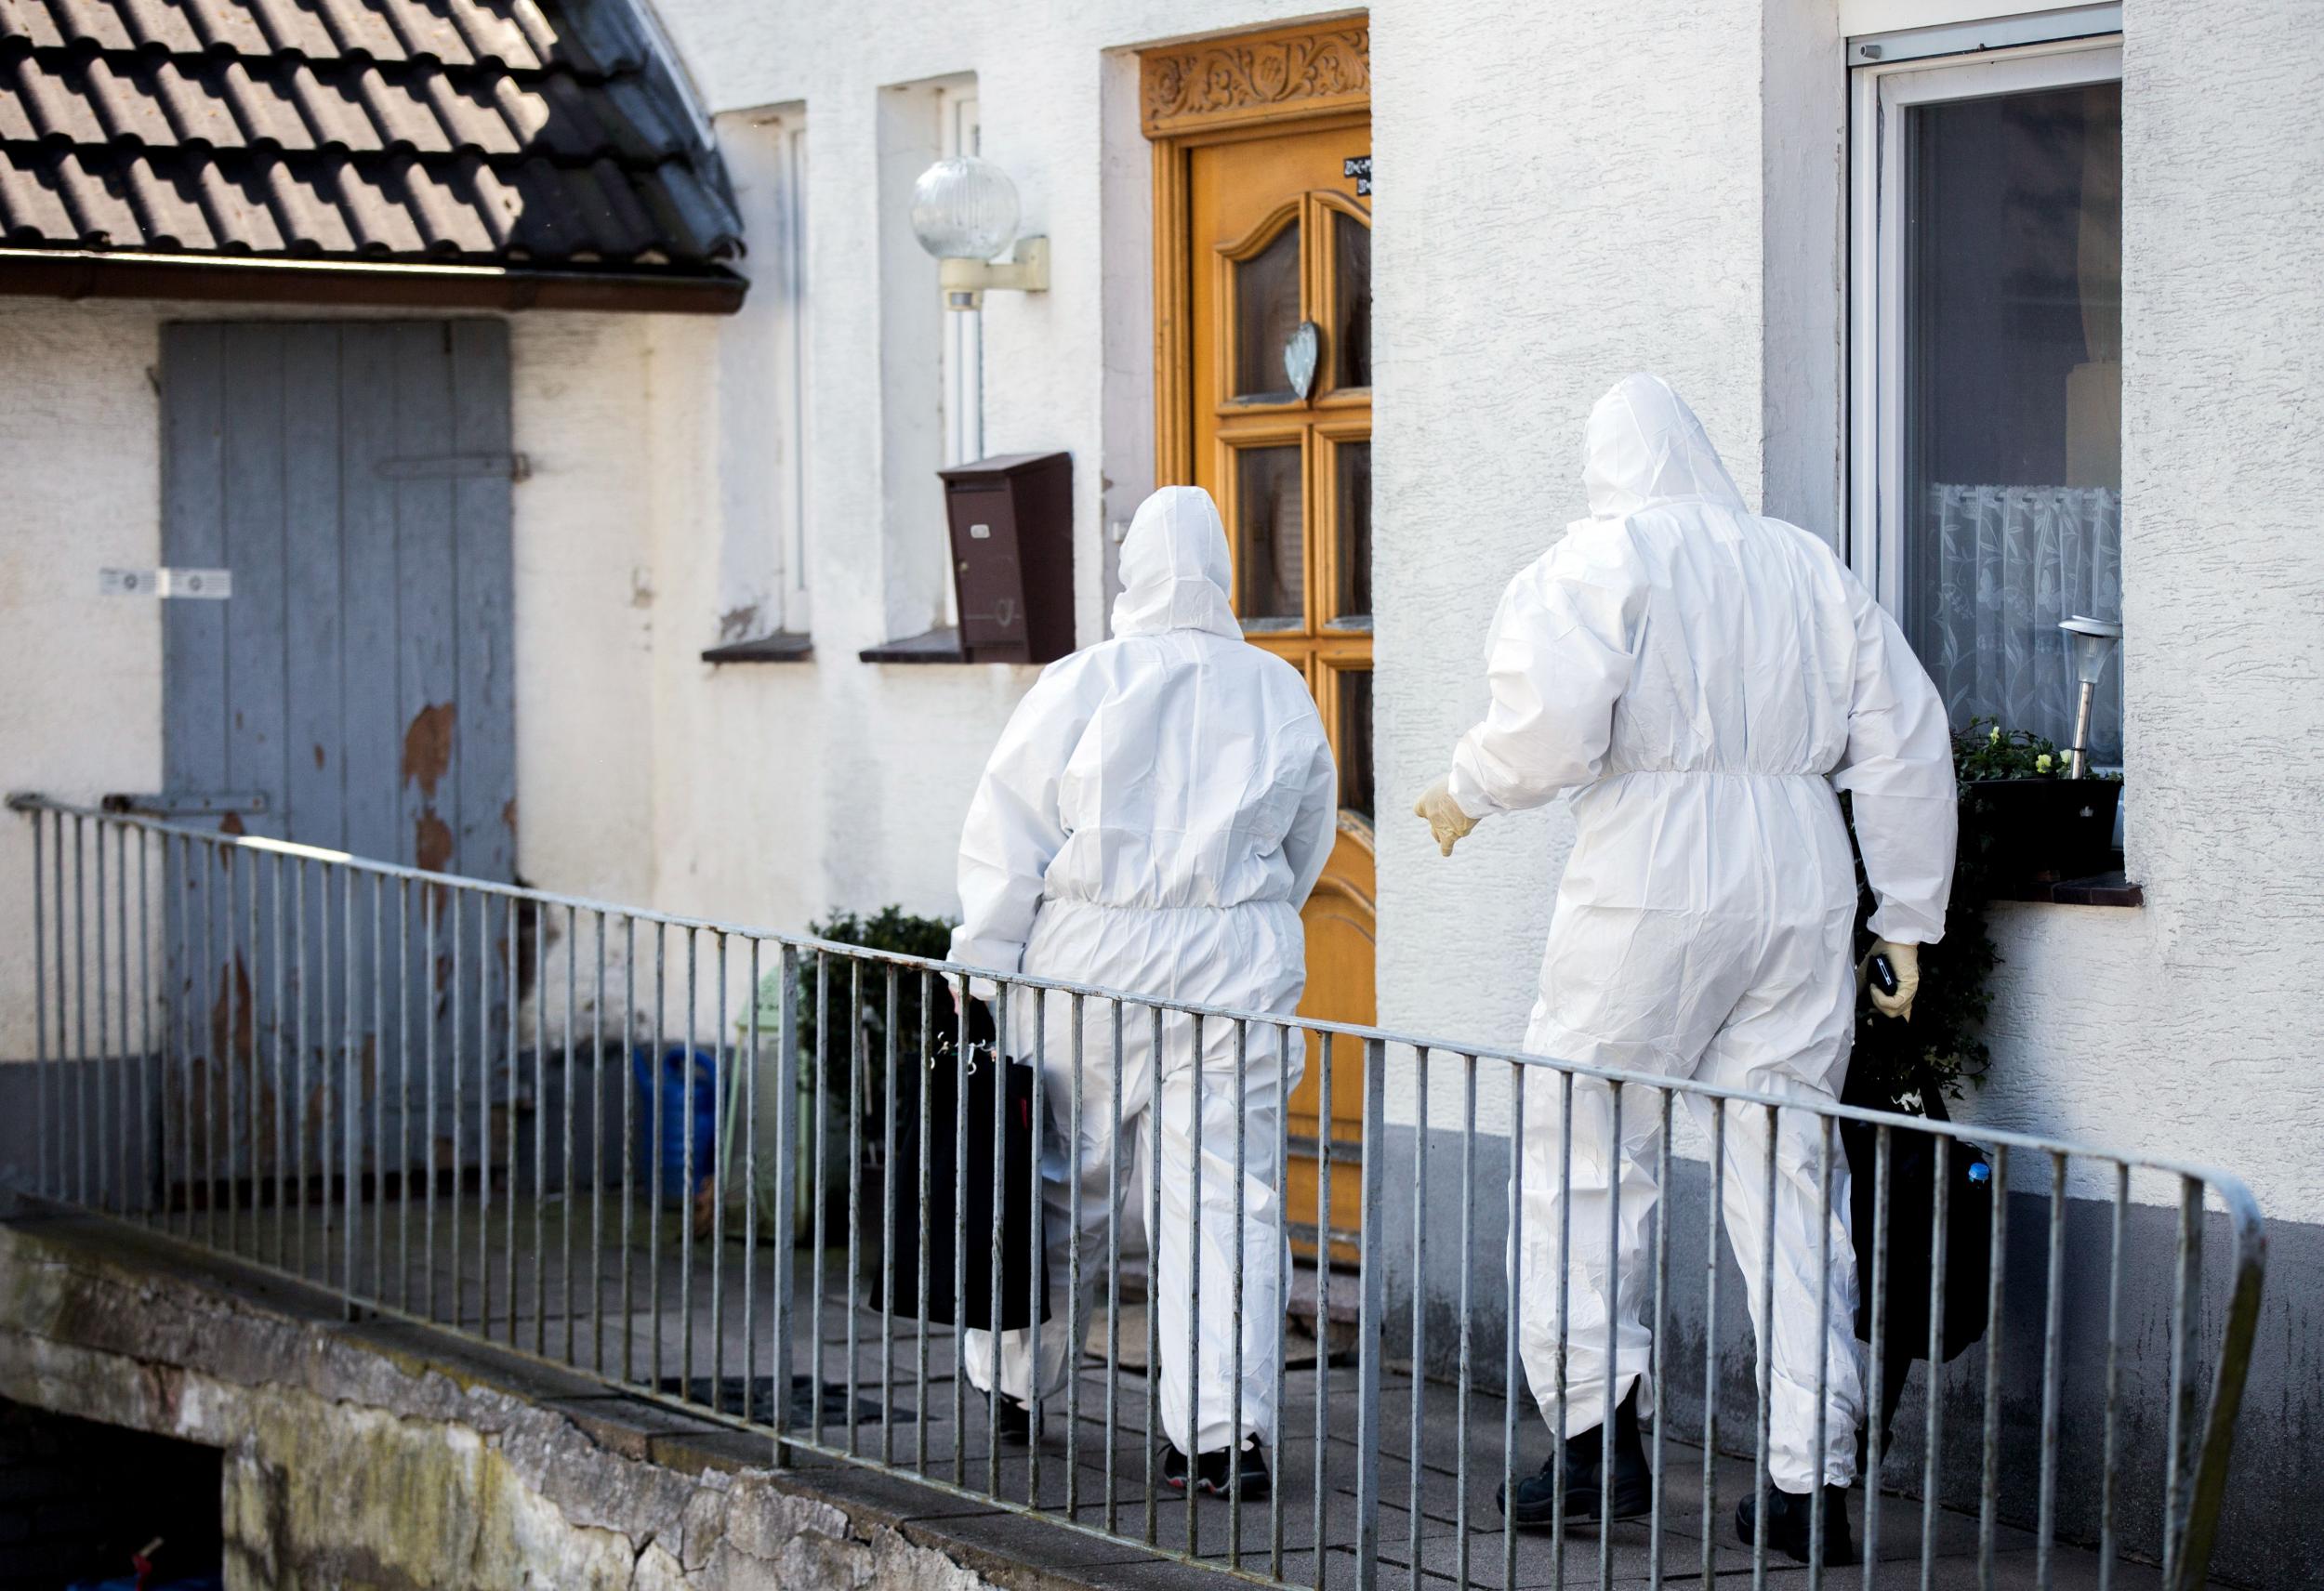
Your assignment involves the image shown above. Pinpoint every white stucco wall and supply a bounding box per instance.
[0,301,674,1056]
[4,0,2318,1230]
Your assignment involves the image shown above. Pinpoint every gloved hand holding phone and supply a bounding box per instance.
[1863,940,1922,1021]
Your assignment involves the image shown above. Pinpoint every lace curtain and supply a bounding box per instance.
[1920,484,2122,762]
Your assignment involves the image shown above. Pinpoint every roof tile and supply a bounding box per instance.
[3,0,742,273]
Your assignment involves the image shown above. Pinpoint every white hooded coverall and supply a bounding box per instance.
[1445,375,1955,1492]
[951,485,1339,1455]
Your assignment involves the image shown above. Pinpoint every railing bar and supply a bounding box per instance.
[713,934,731,1406]
[1456,1052,1475,1591]
[123,823,139,1221]
[1066,991,1085,1518]
[882,964,899,1466]
[1407,1045,1428,1591]
[1186,1010,1204,1558]
[1978,1143,2011,1591]
[914,967,932,1477]
[373,872,386,1304]
[1701,1099,1724,1591]
[1809,1111,1833,1587]
[2036,1151,2067,1591]
[1554,1069,1574,1589]
[813,950,828,1450]
[773,941,802,1469]
[504,896,520,1343]
[75,816,89,1211]
[1316,1030,1337,1591]
[746,940,764,1441]
[651,922,667,1392]
[1270,1020,1290,1584]
[845,955,862,1453]
[346,862,361,1314]
[1352,1035,1386,1591]
[1650,1087,1673,1591]
[1751,1104,1776,1591]
[1028,990,1048,1510]
[683,928,701,1402]
[424,884,439,1322]
[594,911,609,1375]
[1146,1001,1163,1546]
[2160,1176,2199,1588]
[399,877,414,1310]
[194,828,209,1245]
[448,884,461,1326]
[2098,1163,2127,1591]
[1862,1124,1891,1591]
[988,980,1007,1497]
[952,980,970,1486]
[563,905,578,1364]
[1233,1017,1250,1569]
[121,827,136,1221]
[1104,996,1125,1534]
[30,801,46,1200]
[1603,1081,1625,1591]
[94,815,111,1217]
[623,915,638,1387]
[478,894,493,1332]
[1920,1136,1949,1591]
[144,833,160,1231]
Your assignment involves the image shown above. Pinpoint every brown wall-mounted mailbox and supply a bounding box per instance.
[941,452,1075,664]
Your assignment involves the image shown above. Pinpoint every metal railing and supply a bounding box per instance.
[5,796,2266,1591]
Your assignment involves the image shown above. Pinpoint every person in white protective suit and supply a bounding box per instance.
[950,484,1339,1501]
[1413,375,1954,1563]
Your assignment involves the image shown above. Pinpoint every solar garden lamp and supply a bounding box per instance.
[910,156,1050,310]
[2059,615,2123,779]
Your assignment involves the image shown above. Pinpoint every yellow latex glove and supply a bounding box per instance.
[1413,781,1478,858]
[1865,940,1921,1021]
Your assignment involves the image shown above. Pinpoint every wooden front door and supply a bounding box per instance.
[1145,23,1372,1255]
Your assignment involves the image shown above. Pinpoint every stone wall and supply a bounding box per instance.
[0,1210,1007,1591]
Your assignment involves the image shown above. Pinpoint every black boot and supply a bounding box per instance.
[993,1398,1039,1446]
[1162,1439,1272,1501]
[1735,1484,1857,1566]
[1496,1388,1654,1528]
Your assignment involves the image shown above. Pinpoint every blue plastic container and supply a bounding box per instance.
[632,1045,718,1203]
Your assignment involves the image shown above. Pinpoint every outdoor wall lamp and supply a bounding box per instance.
[910,155,1050,310]
[2060,614,2123,779]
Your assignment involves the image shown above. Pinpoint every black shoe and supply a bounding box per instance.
[993,1398,1039,1446]
[1735,1484,1857,1565]
[1496,1388,1654,1528]
[1162,1440,1272,1500]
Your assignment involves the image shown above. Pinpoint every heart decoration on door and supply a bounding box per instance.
[1284,320,1320,401]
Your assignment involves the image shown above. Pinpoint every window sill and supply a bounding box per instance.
[858,626,967,664]
[1991,869,2143,908]
[702,632,812,664]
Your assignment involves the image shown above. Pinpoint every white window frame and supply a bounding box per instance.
[1845,34,2122,610]
[939,88,984,470]
[772,112,811,629]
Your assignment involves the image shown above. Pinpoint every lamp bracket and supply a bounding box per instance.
[939,237,1050,310]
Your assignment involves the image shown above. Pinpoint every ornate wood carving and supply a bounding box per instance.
[1141,23,1370,138]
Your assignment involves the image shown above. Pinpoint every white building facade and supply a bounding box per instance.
[2,0,2319,1570]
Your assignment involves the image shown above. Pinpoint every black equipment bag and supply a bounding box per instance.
[1841,1085,1996,1444]
[865,999,1050,1331]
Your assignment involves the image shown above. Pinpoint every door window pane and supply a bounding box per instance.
[1334,212,1370,388]
[1235,445,1305,625]
[1903,80,2121,761]
[1234,224,1303,402]
[1332,440,1371,625]
[1337,670,1373,821]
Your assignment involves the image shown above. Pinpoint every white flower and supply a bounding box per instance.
[2036,753,2053,773]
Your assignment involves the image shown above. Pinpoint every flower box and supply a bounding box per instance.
[1961,777,2122,887]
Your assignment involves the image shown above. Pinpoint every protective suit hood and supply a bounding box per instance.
[1111,486,1242,638]
[1583,373,1748,519]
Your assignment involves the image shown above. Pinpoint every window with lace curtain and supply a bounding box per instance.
[1850,34,2123,765]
